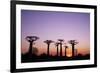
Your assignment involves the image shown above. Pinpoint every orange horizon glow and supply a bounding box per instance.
[21,47,90,56]
[21,39,90,56]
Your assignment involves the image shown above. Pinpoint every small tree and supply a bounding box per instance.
[55,42,60,56]
[44,40,54,56]
[26,36,39,57]
[64,45,68,57]
[68,40,78,58]
[58,39,64,56]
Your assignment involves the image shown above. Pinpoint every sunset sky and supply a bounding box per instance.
[21,10,90,56]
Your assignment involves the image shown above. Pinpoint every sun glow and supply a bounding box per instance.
[67,54,72,57]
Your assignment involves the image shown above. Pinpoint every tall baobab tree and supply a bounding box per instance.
[26,36,39,56]
[68,40,78,58]
[55,42,60,56]
[58,39,64,56]
[64,45,68,57]
[44,40,54,56]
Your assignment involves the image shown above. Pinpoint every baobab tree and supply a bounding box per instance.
[64,45,68,57]
[55,42,60,56]
[26,36,39,57]
[58,39,64,56]
[68,40,78,58]
[44,40,54,56]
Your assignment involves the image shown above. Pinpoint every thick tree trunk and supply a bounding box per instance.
[65,48,66,57]
[29,42,33,57]
[57,46,59,56]
[60,44,62,56]
[72,44,74,58]
[47,44,50,56]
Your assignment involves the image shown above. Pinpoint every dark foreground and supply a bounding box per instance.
[21,53,90,63]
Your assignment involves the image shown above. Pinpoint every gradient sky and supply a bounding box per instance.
[21,10,90,56]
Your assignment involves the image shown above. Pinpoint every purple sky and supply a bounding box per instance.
[21,10,90,56]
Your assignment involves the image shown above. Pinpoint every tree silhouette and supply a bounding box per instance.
[32,47,38,55]
[55,42,60,56]
[26,36,39,57]
[58,39,64,56]
[44,40,54,56]
[68,40,78,58]
[64,45,68,57]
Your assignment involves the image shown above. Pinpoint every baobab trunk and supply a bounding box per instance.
[44,40,54,57]
[64,46,68,57]
[57,45,59,56]
[47,44,50,56]
[29,42,33,55]
[72,44,75,58]
[58,39,64,56]
[60,43,62,56]
[65,48,67,57]
[68,40,78,58]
